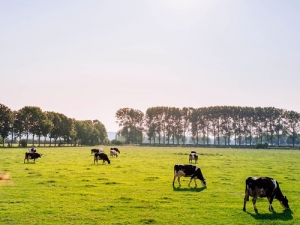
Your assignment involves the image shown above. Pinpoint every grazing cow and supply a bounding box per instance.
[189,151,198,163]
[110,148,120,153]
[91,149,99,154]
[243,177,290,212]
[24,152,42,163]
[28,148,36,153]
[173,164,206,187]
[110,149,119,158]
[91,148,104,154]
[94,153,111,165]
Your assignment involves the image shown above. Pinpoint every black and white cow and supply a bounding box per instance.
[110,148,120,153]
[28,148,36,153]
[24,152,42,163]
[94,153,111,165]
[110,148,120,158]
[189,151,198,163]
[173,164,206,187]
[91,148,104,154]
[243,176,290,212]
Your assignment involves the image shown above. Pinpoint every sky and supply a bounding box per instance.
[1,0,300,132]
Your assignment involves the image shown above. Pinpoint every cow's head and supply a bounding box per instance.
[280,196,290,210]
[39,154,43,158]
[201,179,207,187]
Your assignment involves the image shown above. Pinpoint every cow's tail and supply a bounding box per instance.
[245,181,249,201]
[173,165,178,174]
[173,165,178,187]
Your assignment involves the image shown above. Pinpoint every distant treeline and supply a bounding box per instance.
[1,104,300,148]
[0,104,108,147]
[115,106,300,147]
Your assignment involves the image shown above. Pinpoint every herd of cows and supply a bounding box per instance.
[23,148,291,213]
[91,147,120,165]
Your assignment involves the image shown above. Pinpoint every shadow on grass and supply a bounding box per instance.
[246,209,293,221]
[173,186,206,192]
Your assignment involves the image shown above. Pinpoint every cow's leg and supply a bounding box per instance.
[173,173,178,187]
[188,176,197,187]
[268,196,274,212]
[252,197,258,213]
[194,177,197,187]
[243,190,249,211]
[172,175,176,187]
[177,176,181,187]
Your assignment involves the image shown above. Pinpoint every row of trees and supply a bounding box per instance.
[0,103,108,147]
[116,106,300,147]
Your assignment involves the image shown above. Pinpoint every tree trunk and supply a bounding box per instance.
[10,131,14,147]
[32,134,35,147]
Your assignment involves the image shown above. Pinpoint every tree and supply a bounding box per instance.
[116,108,144,144]
[144,107,157,144]
[16,106,44,146]
[284,110,300,147]
[93,120,107,144]
[181,107,193,145]
[40,117,53,147]
[0,104,13,146]
[59,114,76,146]
[47,111,62,146]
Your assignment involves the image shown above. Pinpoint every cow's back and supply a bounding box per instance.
[246,177,276,197]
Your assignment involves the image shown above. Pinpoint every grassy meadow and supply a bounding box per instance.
[0,146,299,225]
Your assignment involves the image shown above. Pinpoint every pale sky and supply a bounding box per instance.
[1,0,300,132]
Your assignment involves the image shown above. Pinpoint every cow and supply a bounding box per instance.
[28,148,36,153]
[110,149,119,158]
[91,149,99,154]
[94,153,111,165]
[110,148,120,153]
[243,176,290,213]
[24,152,42,163]
[189,151,198,163]
[91,148,104,154]
[173,164,206,188]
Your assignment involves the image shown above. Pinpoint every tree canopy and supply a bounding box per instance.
[0,103,108,147]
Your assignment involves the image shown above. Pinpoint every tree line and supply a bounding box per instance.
[115,106,300,147]
[0,103,108,147]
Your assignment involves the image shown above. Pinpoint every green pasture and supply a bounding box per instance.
[0,146,299,225]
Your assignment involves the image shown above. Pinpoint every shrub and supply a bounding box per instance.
[111,139,124,145]
[20,139,27,147]
[255,142,268,149]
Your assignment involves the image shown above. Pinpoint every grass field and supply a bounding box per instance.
[0,146,299,225]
